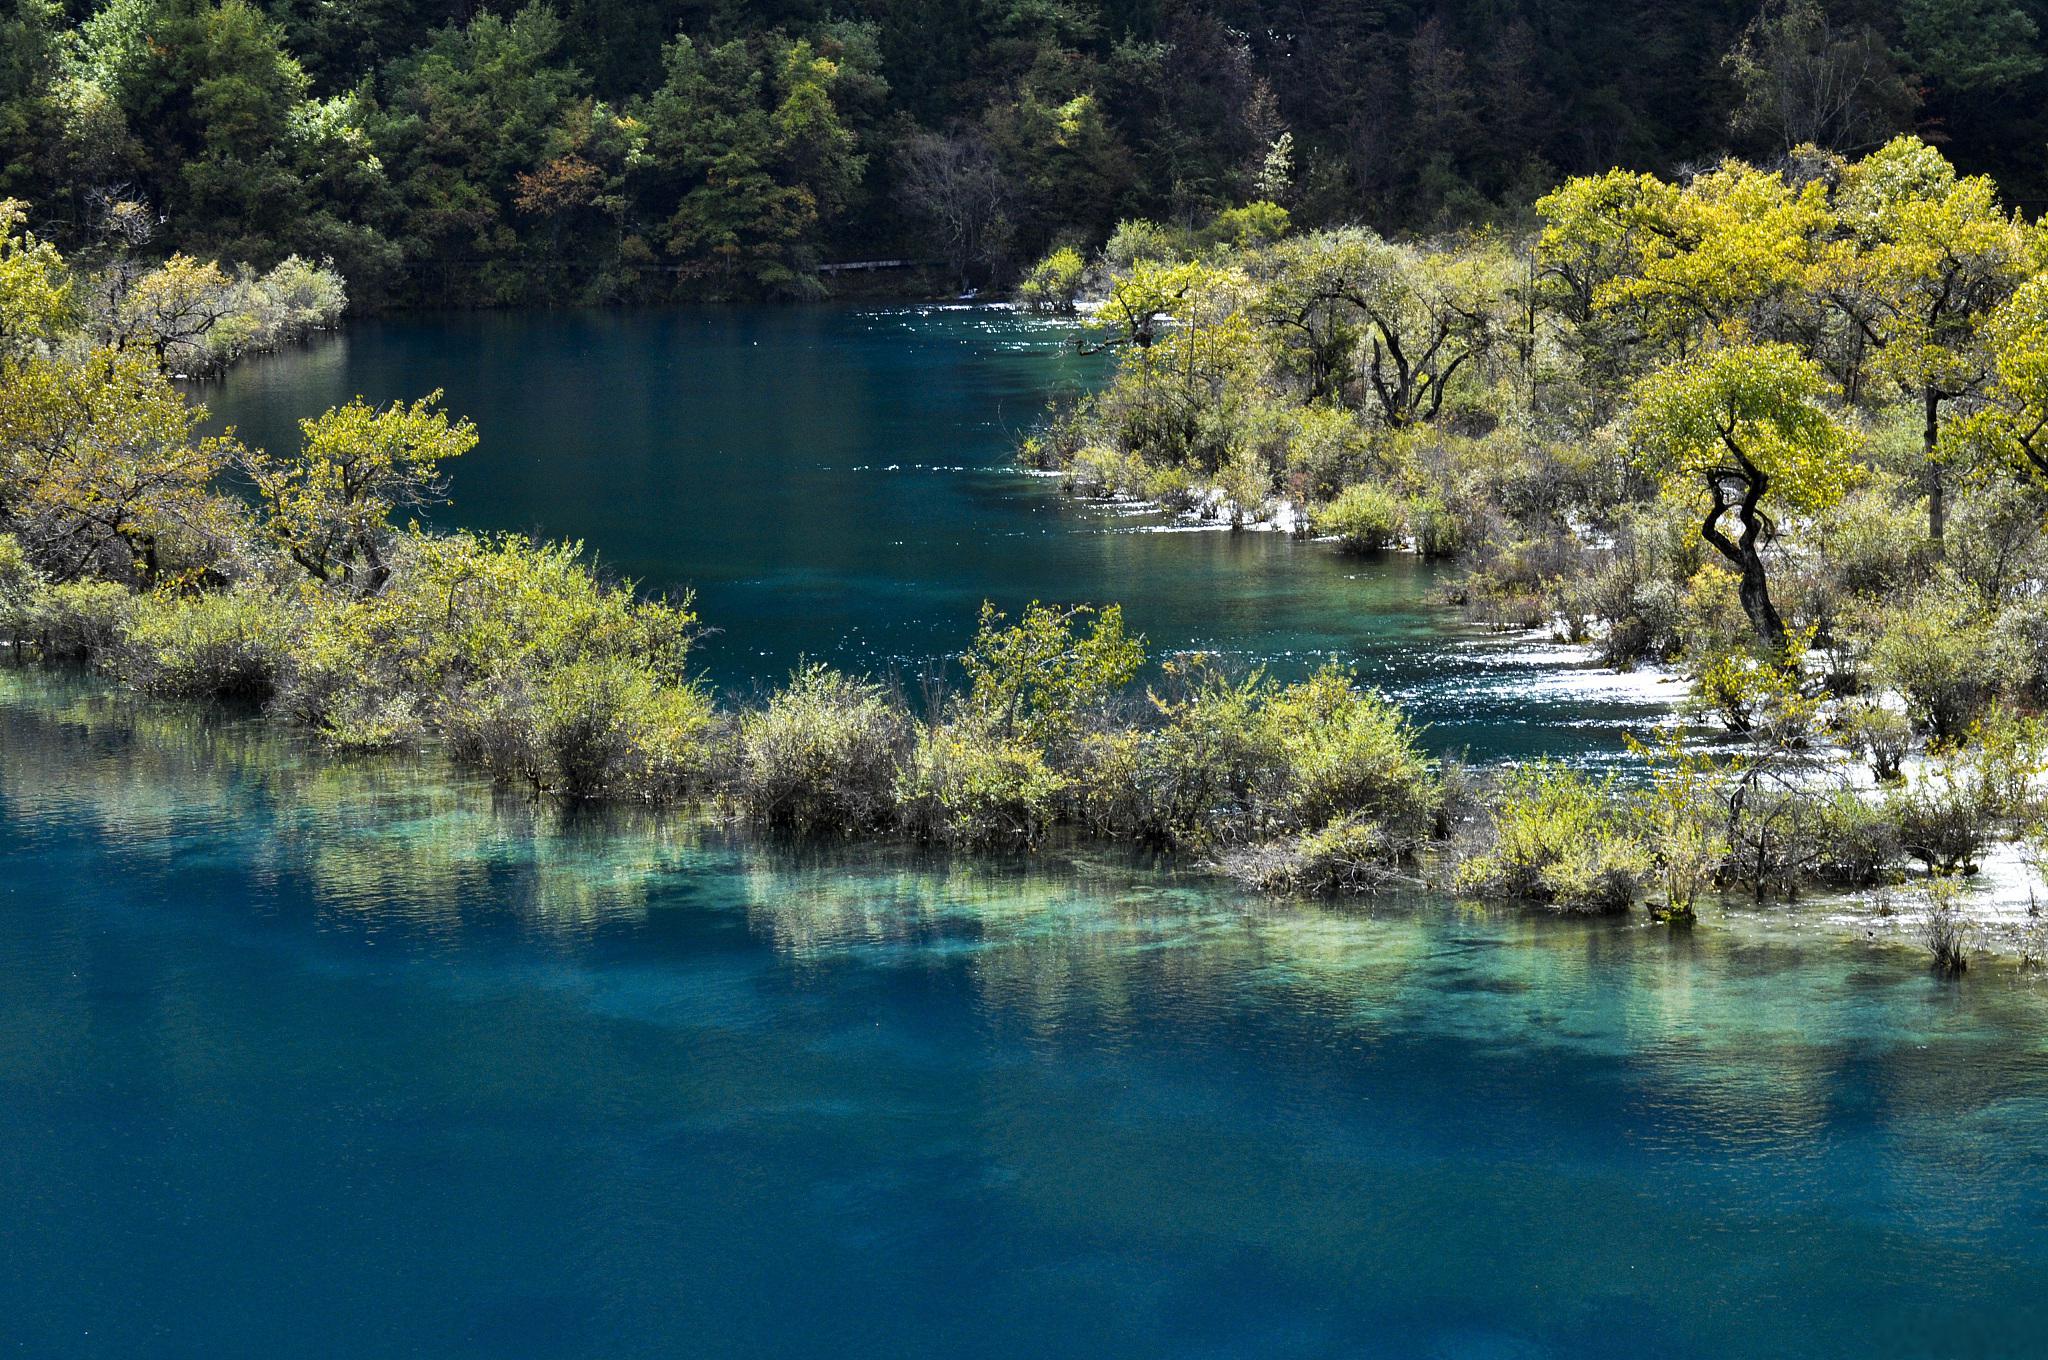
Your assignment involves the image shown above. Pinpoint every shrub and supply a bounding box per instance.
[1690,644,1817,745]
[1836,700,1911,783]
[35,581,138,658]
[1405,493,1466,558]
[1259,665,1439,841]
[1315,484,1405,552]
[118,588,291,702]
[1016,247,1087,313]
[1060,444,1145,498]
[1811,483,1928,602]
[1202,201,1291,251]
[1573,538,1685,667]
[277,532,696,746]
[0,534,37,644]
[1101,219,1182,271]
[1884,762,1998,875]
[1867,582,2019,741]
[1919,874,1973,976]
[895,722,1064,848]
[0,539,137,658]
[1958,707,2047,818]
[1630,731,1729,922]
[735,665,907,832]
[446,657,713,800]
[1284,407,1377,504]
[1995,599,2048,704]
[1220,815,1402,895]
[1108,662,1276,846]
[1457,763,1650,913]
[1678,564,1752,660]
[1810,788,1902,887]
[958,601,1143,751]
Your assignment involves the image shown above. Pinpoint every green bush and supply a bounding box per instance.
[1457,763,1650,913]
[735,664,907,832]
[958,601,1143,751]
[1221,815,1401,895]
[1689,645,1817,744]
[1836,700,1911,783]
[1810,788,1902,887]
[1101,219,1183,271]
[1405,493,1466,558]
[0,538,138,658]
[1867,583,2019,741]
[1016,247,1087,314]
[1102,663,1275,846]
[1259,665,1439,841]
[1919,873,1973,976]
[118,588,291,702]
[1086,660,1438,850]
[1202,201,1291,251]
[446,657,713,800]
[1811,482,1929,601]
[1315,484,1405,552]
[278,531,695,747]
[1884,765,1998,875]
[895,722,1065,848]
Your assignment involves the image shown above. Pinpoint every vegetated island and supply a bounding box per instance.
[9,136,2048,974]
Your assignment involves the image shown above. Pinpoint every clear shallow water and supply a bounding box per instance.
[203,305,1675,766]
[7,674,2048,1358]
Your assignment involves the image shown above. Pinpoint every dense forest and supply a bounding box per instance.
[2,0,2047,305]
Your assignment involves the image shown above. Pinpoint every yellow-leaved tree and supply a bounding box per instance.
[241,392,479,594]
[0,200,71,356]
[1824,137,2044,540]
[1627,342,1857,653]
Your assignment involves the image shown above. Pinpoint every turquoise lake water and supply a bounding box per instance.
[5,674,2048,1358]
[6,307,2047,1357]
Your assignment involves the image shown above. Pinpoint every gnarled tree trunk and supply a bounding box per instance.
[1701,449,1788,655]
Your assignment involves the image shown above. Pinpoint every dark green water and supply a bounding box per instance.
[5,673,2048,1358]
[203,305,1674,765]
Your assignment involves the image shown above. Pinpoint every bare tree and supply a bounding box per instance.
[1726,0,1918,154]
[895,131,1012,291]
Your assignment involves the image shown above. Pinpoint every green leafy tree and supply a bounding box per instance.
[1627,343,1856,651]
[0,198,68,352]
[1899,0,2044,94]
[1724,0,1915,153]
[1825,137,2042,541]
[1957,275,2048,489]
[241,391,477,593]
[372,5,583,300]
[631,33,866,295]
[0,346,239,584]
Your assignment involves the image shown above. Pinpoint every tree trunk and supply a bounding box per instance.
[1736,550,1786,653]
[1924,388,1946,547]
[1702,461,1788,656]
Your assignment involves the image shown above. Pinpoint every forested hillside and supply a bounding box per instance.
[1,0,2043,305]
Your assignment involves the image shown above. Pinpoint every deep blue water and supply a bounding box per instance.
[201,305,1674,767]
[4,678,2048,1358]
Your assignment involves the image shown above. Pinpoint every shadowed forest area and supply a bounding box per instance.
[3,0,2047,302]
